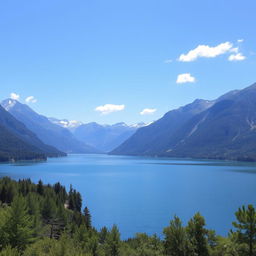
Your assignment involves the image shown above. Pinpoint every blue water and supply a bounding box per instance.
[0,154,256,239]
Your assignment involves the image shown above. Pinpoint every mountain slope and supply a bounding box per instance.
[111,82,256,161]
[1,99,100,154]
[73,122,145,152]
[111,99,214,155]
[0,105,64,161]
[163,83,256,161]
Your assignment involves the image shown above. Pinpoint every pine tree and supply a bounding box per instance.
[42,196,56,220]
[4,196,34,250]
[186,212,209,256]
[68,185,75,210]
[37,180,44,196]
[163,215,188,256]
[83,207,91,229]
[75,191,82,212]
[232,205,256,256]
[99,226,108,244]
[105,225,121,256]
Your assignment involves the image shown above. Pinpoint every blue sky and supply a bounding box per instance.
[0,0,255,124]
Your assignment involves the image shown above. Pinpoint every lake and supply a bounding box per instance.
[0,154,256,239]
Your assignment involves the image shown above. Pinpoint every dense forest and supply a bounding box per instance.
[0,177,255,256]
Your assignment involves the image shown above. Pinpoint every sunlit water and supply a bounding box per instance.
[1,154,256,239]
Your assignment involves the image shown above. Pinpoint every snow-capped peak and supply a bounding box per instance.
[129,122,151,128]
[48,118,83,129]
[1,99,18,111]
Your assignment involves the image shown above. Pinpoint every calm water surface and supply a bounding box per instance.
[1,154,256,239]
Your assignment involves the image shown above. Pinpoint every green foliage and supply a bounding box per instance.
[37,180,44,196]
[0,246,19,256]
[232,204,256,256]
[2,196,34,250]
[68,185,82,212]
[163,216,188,256]
[1,177,256,256]
[84,207,92,229]
[105,225,121,256]
[186,212,210,256]
[126,233,164,256]
[99,226,108,244]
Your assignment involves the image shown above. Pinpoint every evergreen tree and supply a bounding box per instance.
[68,185,75,211]
[37,180,44,196]
[4,196,34,250]
[75,191,82,212]
[84,207,92,229]
[186,212,209,256]
[163,215,188,256]
[42,196,56,220]
[26,193,42,236]
[105,225,121,256]
[99,226,108,244]
[232,204,256,256]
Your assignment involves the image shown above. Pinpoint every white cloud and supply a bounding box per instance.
[164,59,172,64]
[176,73,196,84]
[178,42,233,62]
[10,93,20,100]
[140,108,156,115]
[237,39,244,43]
[95,104,125,115]
[25,96,37,103]
[228,53,246,61]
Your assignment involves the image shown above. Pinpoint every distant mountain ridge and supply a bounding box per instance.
[48,117,147,152]
[48,117,83,131]
[72,122,147,152]
[111,82,256,161]
[1,99,100,154]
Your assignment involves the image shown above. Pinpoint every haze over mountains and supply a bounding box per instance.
[1,82,256,162]
[49,118,146,152]
[1,99,99,154]
[0,99,147,160]
[112,82,256,161]
[72,122,146,152]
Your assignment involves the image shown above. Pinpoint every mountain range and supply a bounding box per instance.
[0,99,146,161]
[111,82,256,161]
[2,82,256,162]
[0,104,65,161]
[1,99,100,154]
[48,118,147,152]
[72,122,146,152]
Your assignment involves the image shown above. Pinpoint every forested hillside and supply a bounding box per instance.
[0,177,255,256]
[0,125,46,162]
[0,105,65,162]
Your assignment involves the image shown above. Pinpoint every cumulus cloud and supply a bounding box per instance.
[140,108,156,115]
[178,42,233,62]
[10,93,20,100]
[237,39,244,43]
[25,96,37,103]
[228,53,246,61]
[176,73,196,84]
[95,104,125,115]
